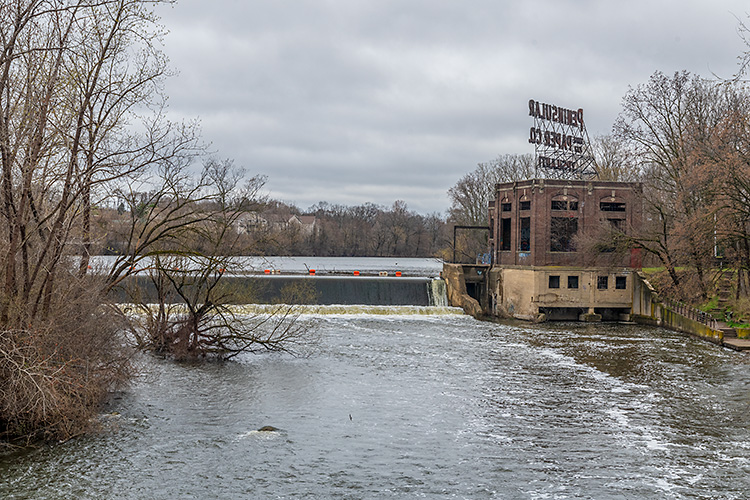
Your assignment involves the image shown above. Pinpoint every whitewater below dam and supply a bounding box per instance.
[1,309,749,499]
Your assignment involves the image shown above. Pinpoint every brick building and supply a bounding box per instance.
[485,178,643,321]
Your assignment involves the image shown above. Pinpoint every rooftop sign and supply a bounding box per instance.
[527,99,596,178]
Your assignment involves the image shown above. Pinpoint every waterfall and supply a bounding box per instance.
[428,278,448,307]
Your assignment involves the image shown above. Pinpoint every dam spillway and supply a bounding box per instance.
[243,275,438,306]
[113,274,448,307]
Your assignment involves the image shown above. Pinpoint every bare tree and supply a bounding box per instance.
[591,134,642,182]
[0,0,177,441]
[613,71,726,295]
[122,161,314,360]
[448,154,535,226]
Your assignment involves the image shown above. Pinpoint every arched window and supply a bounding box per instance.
[599,195,626,212]
[551,194,578,211]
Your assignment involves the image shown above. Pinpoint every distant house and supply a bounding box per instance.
[233,212,268,234]
[234,212,317,237]
[288,215,317,237]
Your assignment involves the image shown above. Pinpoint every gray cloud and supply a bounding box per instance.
[156,0,748,214]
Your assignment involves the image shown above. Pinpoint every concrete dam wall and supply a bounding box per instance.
[112,275,448,307]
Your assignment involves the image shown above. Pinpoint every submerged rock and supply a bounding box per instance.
[257,425,280,432]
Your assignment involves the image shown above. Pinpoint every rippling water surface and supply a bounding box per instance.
[2,312,749,499]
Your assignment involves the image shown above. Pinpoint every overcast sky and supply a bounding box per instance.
[155,0,748,215]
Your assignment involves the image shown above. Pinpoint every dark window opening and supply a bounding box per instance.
[552,199,578,211]
[600,202,626,212]
[567,276,579,289]
[549,275,560,289]
[520,200,531,210]
[520,217,531,252]
[608,218,624,230]
[550,217,578,252]
[502,202,512,212]
[597,276,609,289]
[501,218,511,251]
[615,276,627,289]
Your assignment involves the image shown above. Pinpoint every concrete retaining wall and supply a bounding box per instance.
[631,272,723,344]
[442,263,484,318]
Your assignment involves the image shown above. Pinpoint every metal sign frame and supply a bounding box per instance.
[528,99,597,179]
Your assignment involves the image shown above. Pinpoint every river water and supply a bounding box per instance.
[1,310,749,499]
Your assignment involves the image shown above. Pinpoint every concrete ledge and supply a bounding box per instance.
[631,314,659,326]
[579,313,602,322]
[723,338,750,351]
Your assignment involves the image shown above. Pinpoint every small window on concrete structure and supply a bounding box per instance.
[615,276,627,289]
[502,202,512,212]
[597,276,609,289]
[520,217,531,251]
[567,276,579,289]
[520,200,531,210]
[600,202,626,212]
[549,275,560,289]
[550,217,578,252]
[501,218,511,251]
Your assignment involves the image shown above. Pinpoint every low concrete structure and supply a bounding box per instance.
[487,265,634,322]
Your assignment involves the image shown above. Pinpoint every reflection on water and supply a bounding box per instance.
[2,315,749,499]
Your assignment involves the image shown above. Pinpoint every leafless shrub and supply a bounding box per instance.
[125,255,317,361]
[0,277,132,442]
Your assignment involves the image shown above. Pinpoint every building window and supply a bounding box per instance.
[520,200,531,210]
[550,217,578,252]
[549,275,560,289]
[567,276,579,289]
[615,276,627,289]
[501,218,511,251]
[597,276,609,289]
[600,202,626,212]
[520,217,531,252]
[502,202,512,212]
[551,198,578,211]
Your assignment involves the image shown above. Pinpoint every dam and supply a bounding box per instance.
[104,256,449,307]
[113,274,449,307]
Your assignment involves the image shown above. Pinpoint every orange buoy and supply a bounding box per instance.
[309,269,316,275]
[264,269,271,274]
[395,271,402,277]
[353,270,360,276]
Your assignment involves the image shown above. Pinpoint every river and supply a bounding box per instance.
[1,310,749,499]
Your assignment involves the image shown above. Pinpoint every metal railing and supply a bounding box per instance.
[662,297,719,330]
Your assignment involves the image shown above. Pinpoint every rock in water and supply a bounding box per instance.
[257,425,279,432]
